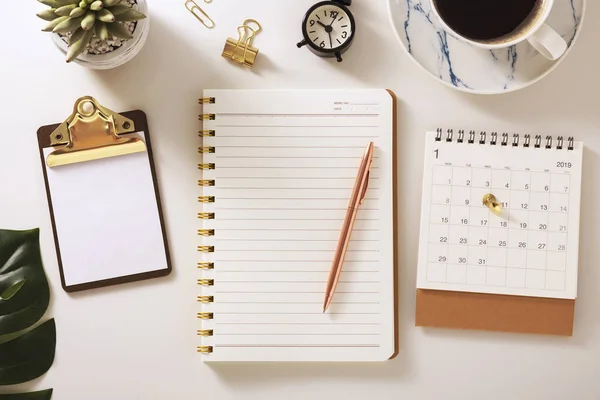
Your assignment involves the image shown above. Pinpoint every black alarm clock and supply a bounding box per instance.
[296,0,355,62]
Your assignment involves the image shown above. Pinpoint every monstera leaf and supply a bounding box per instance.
[0,389,53,400]
[0,318,56,385]
[0,229,50,336]
[0,229,54,396]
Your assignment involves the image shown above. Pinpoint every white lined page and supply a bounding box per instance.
[199,90,395,362]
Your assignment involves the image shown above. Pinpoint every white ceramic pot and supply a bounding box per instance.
[50,0,149,70]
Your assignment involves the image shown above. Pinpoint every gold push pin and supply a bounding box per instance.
[482,193,502,215]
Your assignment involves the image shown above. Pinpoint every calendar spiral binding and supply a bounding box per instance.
[435,128,574,150]
[198,97,216,354]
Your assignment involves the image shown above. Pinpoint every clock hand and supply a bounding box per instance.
[317,20,327,29]
[328,30,333,48]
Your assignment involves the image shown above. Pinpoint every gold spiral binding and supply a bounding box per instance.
[197,346,213,354]
[199,114,216,121]
[198,146,216,154]
[198,196,215,203]
[199,130,216,137]
[199,97,216,104]
[197,262,214,269]
[197,312,214,319]
[198,212,215,219]
[197,329,214,337]
[197,246,215,252]
[198,229,215,236]
[198,180,216,187]
[198,163,216,170]
[198,279,215,286]
[197,295,214,303]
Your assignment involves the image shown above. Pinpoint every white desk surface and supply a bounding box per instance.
[1,1,600,399]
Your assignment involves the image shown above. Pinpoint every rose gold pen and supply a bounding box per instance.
[323,142,374,313]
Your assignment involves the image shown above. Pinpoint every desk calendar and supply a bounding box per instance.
[417,130,583,300]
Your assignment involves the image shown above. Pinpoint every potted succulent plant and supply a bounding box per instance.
[36,0,148,69]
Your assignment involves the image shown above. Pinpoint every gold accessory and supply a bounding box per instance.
[47,96,145,167]
[197,346,213,353]
[222,19,262,68]
[184,0,215,28]
[482,193,502,215]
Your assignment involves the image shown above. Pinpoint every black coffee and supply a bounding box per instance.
[433,0,540,41]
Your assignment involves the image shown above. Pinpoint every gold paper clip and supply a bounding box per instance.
[47,96,146,168]
[222,19,262,68]
[184,0,215,29]
[482,193,502,216]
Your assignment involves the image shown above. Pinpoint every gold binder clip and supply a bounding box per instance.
[483,193,502,216]
[47,96,145,167]
[222,19,262,68]
[184,0,215,28]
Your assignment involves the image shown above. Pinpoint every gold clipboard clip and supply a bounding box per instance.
[46,96,146,167]
[222,19,262,68]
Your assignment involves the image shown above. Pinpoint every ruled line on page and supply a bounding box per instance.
[217,166,380,169]
[216,125,380,128]
[217,135,380,139]
[216,322,381,325]
[216,301,380,304]
[217,270,379,273]
[215,177,381,180]
[215,345,381,348]
[218,229,379,232]
[216,113,380,117]
[216,291,380,294]
[218,281,378,284]
[217,239,379,242]
[215,333,380,336]
[217,146,371,149]
[216,208,380,211]
[217,312,380,315]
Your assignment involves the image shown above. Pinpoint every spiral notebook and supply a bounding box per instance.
[416,130,583,335]
[196,89,398,362]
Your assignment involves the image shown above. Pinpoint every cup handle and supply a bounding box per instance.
[527,24,567,60]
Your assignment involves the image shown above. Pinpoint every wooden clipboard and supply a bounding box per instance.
[37,97,172,293]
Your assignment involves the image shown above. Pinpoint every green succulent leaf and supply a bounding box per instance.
[54,4,77,16]
[103,0,122,6]
[94,21,109,41]
[0,319,56,385]
[81,10,96,30]
[56,0,80,5]
[79,1,87,8]
[0,389,53,400]
[90,0,103,11]
[53,16,84,34]
[68,27,86,45]
[0,229,50,336]
[96,8,115,23]
[105,4,129,15]
[42,15,69,32]
[38,0,62,7]
[70,7,86,18]
[36,9,59,21]
[114,8,146,22]
[106,21,133,39]
[67,27,93,62]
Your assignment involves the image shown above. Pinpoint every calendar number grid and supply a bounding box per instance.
[427,165,570,292]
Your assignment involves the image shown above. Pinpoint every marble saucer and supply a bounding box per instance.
[387,0,586,94]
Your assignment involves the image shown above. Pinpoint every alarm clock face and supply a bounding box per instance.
[303,1,355,53]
